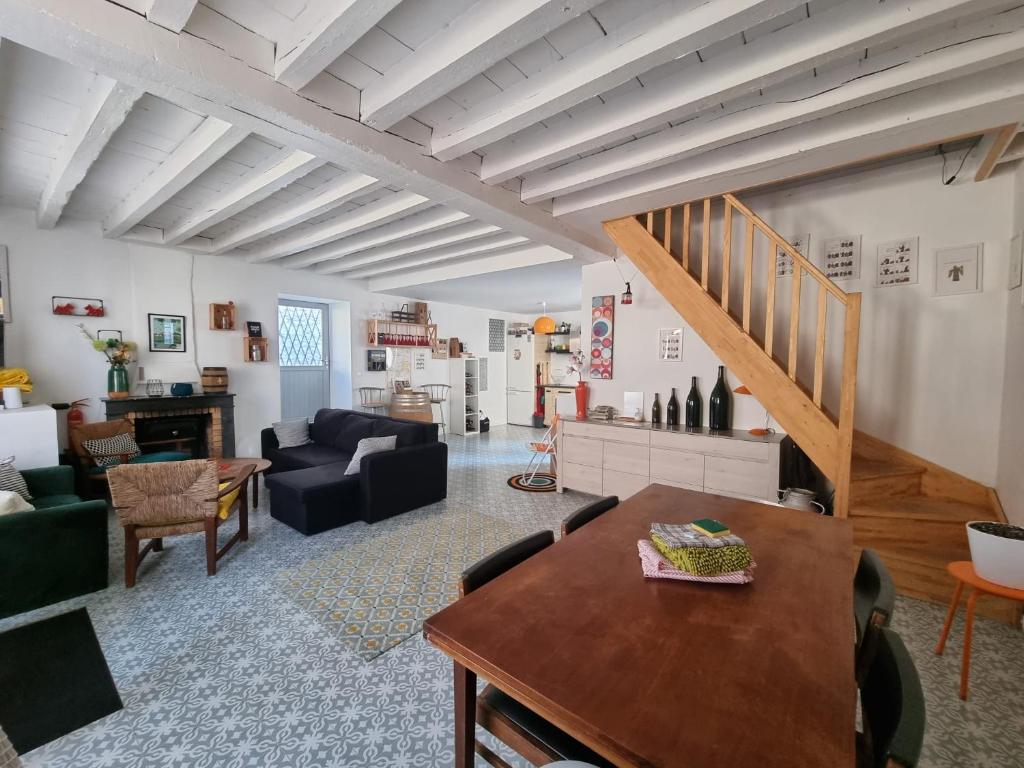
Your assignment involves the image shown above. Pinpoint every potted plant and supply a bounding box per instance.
[966,521,1024,589]
[79,325,137,399]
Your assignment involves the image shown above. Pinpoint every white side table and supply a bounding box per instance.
[0,404,59,468]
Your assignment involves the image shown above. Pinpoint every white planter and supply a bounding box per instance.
[966,521,1024,590]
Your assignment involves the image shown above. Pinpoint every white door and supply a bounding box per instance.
[279,299,331,422]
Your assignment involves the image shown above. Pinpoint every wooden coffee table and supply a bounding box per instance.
[217,458,272,508]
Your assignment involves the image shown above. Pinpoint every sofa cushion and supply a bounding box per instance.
[0,457,31,501]
[333,414,376,453]
[81,433,141,468]
[266,463,360,535]
[32,494,83,510]
[272,418,312,448]
[371,418,426,448]
[309,409,349,446]
[345,436,397,475]
[0,490,34,516]
[271,444,351,472]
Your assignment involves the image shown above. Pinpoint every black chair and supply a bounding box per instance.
[858,627,926,768]
[560,496,619,537]
[458,531,613,768]
[854,548,895,684]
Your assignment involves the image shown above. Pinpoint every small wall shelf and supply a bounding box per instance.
[243,336,269,362]
[210,302,236,331]
[366,319,438,350]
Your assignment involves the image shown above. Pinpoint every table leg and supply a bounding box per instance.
[252,473,260,509]
[453,661,476,768]
[960,589,979,701]
[935,579,964,655]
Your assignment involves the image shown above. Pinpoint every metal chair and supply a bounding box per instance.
[560,496,619,537]
[356,386,388,414]
[854,548,896,685]
[417,383,451,439]
[858,627,926,768]
[523,414,559,486]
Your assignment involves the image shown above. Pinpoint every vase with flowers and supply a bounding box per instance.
[79,324,137,399]
[568,351,588,419]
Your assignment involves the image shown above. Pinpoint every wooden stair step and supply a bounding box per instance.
[850,495,997,523]
[849,457,924,502]
[851,457,924,481]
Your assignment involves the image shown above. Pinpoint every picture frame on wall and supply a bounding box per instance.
[0,245,10,323]
[657,328,683,361]
[1009,232,1022,291]
[97,329,123,342]
[148,313,187,352]
[246,321,263,338]
[935,244,983,297]
[876,237,919,287]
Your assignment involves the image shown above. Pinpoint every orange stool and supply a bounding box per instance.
[934,561,1024,700]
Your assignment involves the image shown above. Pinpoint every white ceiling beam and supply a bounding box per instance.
[360,0,603,130]
[524,13,1024,203]
[318,222,502,274]
[367,245,573,292]
[245,190,431,263]
[429,0,805,161]
[208,170,379,253]
[37,76,142,229]
[488,0,1010,186]
[162,149,324,245]
[275,0,403,91]
[103,117,248,238]
[282,207,471,269]
[344,234,531,279]
[0,0,611,261]
[146,0,196,32]
[553,61,1024,220]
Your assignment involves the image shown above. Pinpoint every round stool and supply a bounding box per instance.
[933,560,1024,700]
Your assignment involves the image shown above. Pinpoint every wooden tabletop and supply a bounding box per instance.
[217,457,271,478]
[424,484,856,767]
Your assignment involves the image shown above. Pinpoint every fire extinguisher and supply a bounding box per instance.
[66,398,90,433]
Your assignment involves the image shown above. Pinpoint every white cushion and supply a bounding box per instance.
[0,489,34,516]
[0,456,31,501]
[344,436,397,475]
[273,419,312,448]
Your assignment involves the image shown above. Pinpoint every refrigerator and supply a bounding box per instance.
[506,332,536,426]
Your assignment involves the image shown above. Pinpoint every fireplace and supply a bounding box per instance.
[103,393,236,458]
[135,414,211,459]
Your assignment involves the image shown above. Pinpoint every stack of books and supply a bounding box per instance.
[637,518,755,584]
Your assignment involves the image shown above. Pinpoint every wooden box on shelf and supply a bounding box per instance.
[243,336,269,362]
[448,337,461,359]
[209,302,236,331]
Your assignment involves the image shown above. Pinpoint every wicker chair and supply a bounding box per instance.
[107,459,255,587]
[69,418,136,494]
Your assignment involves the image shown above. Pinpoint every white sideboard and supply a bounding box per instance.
[557,417,782,502]
[0,404,59,469]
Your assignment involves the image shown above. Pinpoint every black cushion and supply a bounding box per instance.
[270,443,351,472]
[333,413,377,453]
[371,418,424,448]
[265,463,360,535]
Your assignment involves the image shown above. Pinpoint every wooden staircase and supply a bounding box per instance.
[605,195,1021,625]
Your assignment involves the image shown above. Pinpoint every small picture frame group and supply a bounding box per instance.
[148,313,187,352]
[657,328,683,362]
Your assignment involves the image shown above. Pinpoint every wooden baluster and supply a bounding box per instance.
[721,201,732,312]
[646,211,653,233]
[663,206,672,256]
[701,198,711,290]
[682,203,691,271]
[813,286,827,406]
[742,218,754,333]
[788,267,801,381]
[833,293,862,520]
[765,244,777,359]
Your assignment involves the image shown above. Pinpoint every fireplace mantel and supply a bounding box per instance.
[103,393,235,458]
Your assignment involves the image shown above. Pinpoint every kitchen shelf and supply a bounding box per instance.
[366,319,438,350]
[544,349,573,354]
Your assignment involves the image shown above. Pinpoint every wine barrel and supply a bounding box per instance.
[388,390,433,423]
[201,366,229,394]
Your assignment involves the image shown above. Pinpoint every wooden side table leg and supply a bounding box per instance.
[960,589,979,701]
[252,473,259,509]
[453,661,476,768]
[935,580,964,655]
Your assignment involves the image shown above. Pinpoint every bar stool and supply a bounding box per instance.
[418,384,451,439]
[356,387,388,414]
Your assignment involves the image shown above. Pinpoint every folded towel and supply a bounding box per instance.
[0,368,33,393]
[651,522,745,549]
[651,532,753,576]
[638,540,754,584]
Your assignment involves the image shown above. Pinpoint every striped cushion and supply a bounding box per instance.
[0,456,31,501]
[82,432,141,468]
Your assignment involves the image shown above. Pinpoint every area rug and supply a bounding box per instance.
[507,472,558,492]
[278,509,536,661]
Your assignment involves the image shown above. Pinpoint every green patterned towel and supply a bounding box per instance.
[651,532,752,576]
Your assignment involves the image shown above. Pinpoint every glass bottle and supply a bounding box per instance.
[666,388,679,426]
[685,376,702,429]
[709,366,730,431]
[651,393,662,425]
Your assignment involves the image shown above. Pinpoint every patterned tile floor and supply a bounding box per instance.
[2,425,1022,767]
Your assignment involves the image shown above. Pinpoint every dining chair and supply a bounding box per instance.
[459,531,614,768]
[523,414,559,486]
[857,627,926,768]
[356,386,388,414]
[560,496,619,537]
[854,548,896,684]
[417,383,451,440]
[107,459,255,587]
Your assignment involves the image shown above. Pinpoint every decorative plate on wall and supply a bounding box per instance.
[590,295,614,379]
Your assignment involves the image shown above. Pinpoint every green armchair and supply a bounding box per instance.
[0,466,109,620]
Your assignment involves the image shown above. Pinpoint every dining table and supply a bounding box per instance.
[423,484,856,768]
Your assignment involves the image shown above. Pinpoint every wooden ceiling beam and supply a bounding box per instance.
[317,221,502,273]
[972,123,1021,181]
[367,245,572,291]
[37,76,142,229]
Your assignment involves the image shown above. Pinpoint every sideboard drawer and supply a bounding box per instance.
[602,469,650,500]
[564,421,650,446]
[603,441,650,476]
[651,430,772,462]
[562,435,603,468]
[704,456,771,500]
[650,448,704,486]
[562,461,603,495]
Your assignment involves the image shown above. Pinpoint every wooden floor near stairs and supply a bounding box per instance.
[848,450,1022,625]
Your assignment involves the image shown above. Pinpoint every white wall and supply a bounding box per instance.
[583,156,1014,485]
[0,208,528,455]
[997,163,1024,525]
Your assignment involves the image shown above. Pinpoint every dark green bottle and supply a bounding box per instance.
[666,388,679,426]
[651,393,662,425]
[685,376,702,428]
[709,366,730,430]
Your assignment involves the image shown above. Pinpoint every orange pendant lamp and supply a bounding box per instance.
[533,301,555,334]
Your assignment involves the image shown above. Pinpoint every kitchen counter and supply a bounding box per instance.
[541,383,578,389]
[561,415,785,443]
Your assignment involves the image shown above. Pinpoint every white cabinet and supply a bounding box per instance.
[0,405,59,469]
[557,418,781,503]
[449,358,480,436]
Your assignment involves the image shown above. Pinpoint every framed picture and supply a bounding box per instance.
[822,235,861,281]
[1009,233,1022,291]
[590,295,614,379]
[148,313,187,352]
[0,245,10,322]
[658,328,682,361]
[246,321,263,338]
[935,244,983,297]
[776,234,809,278]
[876,237,919,287]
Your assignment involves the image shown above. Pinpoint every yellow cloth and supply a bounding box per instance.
[217,481,240,520]
[0,368,33,393]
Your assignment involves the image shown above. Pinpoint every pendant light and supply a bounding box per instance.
[621,282,633,305]
[613,257,638,306]
[533,301,555,334]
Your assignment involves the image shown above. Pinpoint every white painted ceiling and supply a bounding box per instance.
[0,0,1022,295]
